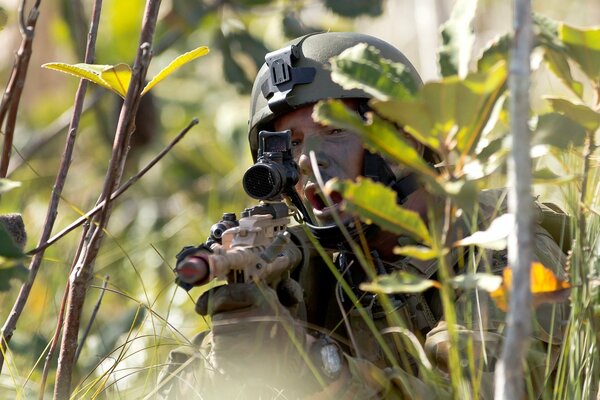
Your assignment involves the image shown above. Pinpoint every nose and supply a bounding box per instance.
[297,151,330,176]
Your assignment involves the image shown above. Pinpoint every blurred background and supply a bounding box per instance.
[0,0,598,397]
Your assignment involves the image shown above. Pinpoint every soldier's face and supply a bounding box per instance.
[273,102,363,225]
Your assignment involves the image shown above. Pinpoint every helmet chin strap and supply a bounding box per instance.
[299,151,419,247]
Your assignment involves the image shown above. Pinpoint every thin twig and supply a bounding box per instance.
[75,275,110,363]
[0,0,43,177]
[27,117,198,256]
[38,282,70,400]
[8,91,103,175]
[54,2,162,398]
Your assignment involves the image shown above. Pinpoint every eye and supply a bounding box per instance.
[328,128,343,135]
[291,139,302,147]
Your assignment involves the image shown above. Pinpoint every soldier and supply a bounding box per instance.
[158,32,569,399]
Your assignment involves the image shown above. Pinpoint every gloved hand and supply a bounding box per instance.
[195,279,312,396]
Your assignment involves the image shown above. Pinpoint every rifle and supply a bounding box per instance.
[174,130,311,291]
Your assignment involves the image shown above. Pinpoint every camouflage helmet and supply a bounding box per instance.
[248,31,422,159]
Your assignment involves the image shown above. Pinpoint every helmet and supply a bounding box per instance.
[247,32,424,246]
[248,32,422,160]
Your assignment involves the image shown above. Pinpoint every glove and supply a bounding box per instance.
[195,280,312,396]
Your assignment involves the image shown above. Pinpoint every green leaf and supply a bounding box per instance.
[449,273,502,292]
[372,61,508,159]
[42,63,115,93]
[436,178,480,212]
[546,97,600,132]
[282,14,319,38]
[543,48,584,98]
[559,23,600,83]
[101,63,132,97]
[324,0,384,17]
[360,271,440,294]
[0,178,21,194]
[532,113,586,149]
[313,100,437,179]
[454,213,513,250]
[216,31,253,93]
[477,34,510,72]
[0,262,29,292]
[143,46,209,95]
[0,224,24,259]
[393,245,444,261]
[532,168,577,185]
[330,43,419,101]
[438,0,477,77]
[327,178,431,245]
[0,7,7,31]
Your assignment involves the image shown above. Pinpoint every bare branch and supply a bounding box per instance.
[75,275,110,363]
[0,0,43,177]
[0,0,102,374]
[53,2,163,398]
[494,0,534,398]
[27,117,198,256]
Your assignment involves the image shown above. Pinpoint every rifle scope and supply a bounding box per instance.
[243,130,299,200]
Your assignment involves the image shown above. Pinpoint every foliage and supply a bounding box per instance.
[0,0,598,399]
[42,46,209,97]
[314,8,600,400]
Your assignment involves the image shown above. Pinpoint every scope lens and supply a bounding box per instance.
[243,164,283,199]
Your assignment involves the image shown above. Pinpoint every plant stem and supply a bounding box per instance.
[0,0,101,374]
[494,0,534,398]
[27,117,198,256]
[74,275,110,363]
[53,2,162,398]
[0,0,42,177]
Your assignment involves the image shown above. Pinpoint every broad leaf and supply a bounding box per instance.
[532,113,586,149]
[546,97,600,132]
[0,178,21,194]
[42,63,115,93]
[450,273,503,292]
[372,61,508,160]
[0,224,24,258]
[324,0,384,17]
[490,262,571,312]
[0,262,29,292]
[101,63,132,97]
[313,100,437,178]
[438,0,477,77]
[216,30,253,93]
[532,168,577,185]
[44,46,209,98]
[330,43,419,101]
[560,24,600,83]
[543,48,584,98]
[327,178,431,245]
[393,245,443,261]
[360,271,440,294]
[454,213,513,250]
[477,34,510,72]
[435,178,479,212]
[143,46,209,95]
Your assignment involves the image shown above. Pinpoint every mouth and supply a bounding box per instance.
[304,183,344,218]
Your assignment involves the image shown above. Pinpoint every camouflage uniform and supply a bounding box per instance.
[157,189,570,399]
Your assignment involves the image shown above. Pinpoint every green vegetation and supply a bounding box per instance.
[0,0,598,399]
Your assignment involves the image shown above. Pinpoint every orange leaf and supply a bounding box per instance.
[490,262,570,312]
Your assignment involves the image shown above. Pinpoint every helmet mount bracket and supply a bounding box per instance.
[260,44,316,113]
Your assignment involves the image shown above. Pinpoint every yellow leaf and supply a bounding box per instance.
[490,262,570,312]
[100,63,132,98]
[42,62,114,92]
[142,46,209,95]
